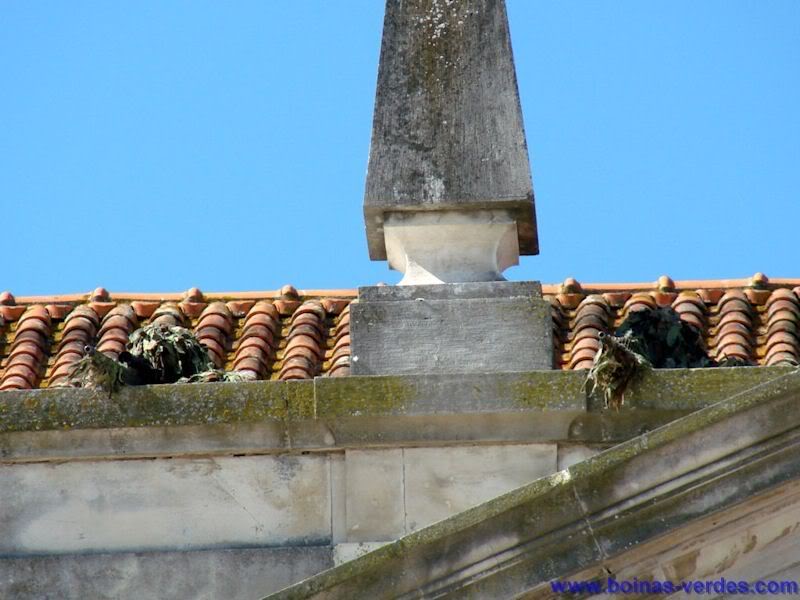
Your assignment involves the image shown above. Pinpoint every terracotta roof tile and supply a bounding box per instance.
[329,303,352,377]
[1,305,52,390]
[2,276,800,389]
[96,304,139,359]
[150,302,186,328]
[278,300,327,380]
[194,302,234,368]
[49,305,101,386]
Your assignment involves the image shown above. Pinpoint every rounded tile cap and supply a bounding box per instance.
[750,272,769,289]
[0,291,15,306]
[184,287,204,302]
[90,287,110,302]
[280,284,299,299]
[657,275,675,292]
[561,277,582,294]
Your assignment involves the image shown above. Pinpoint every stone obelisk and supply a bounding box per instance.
[351,0,552,375]
[364,0,537,285]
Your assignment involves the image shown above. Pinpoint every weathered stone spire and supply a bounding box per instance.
[352,0,552,376]
[364,0,537,284]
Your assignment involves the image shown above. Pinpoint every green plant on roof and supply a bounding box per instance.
[584,331,650,410]
[585,306,718,409]
[68,323,252,395]
[616,307,715,369]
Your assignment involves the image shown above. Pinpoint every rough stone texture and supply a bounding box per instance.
[359,281,541,302]
[351,282,553,375]
[333,542,389,566]
[344,449,405,542]
[267,370,800,599]
[383,211,520,284]
[364,0,536,259]
[557,443,602,470]
[0,546,332,600]
[0,368,795,597]
[1,368,793,463]
[0,454,331,555]
[403,444,556,531]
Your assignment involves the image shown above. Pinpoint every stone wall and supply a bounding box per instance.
[0,368,790,598]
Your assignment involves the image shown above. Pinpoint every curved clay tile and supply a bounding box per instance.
[226,300,255,319]
[653,275,678,306]
[84,288,116,318]
[602,292,631,309]
[149,303,186,328]
[321,298,350,316]
[96,304,138,359]
[179,287,207,319]
[273,284,302,316]
[745,273,772,305]
[672,292,707,331]
[329,303,351,377]
[554,277,585,310]
[194,302,234,369]
[0,305,52,390]
[621,292,657,317]
[0,291,26,322]
[279,300,326,380]
[49,305,101,386]
[714,290,755,364]
[231,301,280,379]
[567,295,611,370]
[764,289,800,366]
[129,301,158,320]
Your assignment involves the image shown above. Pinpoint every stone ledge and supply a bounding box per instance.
[0,546,333,600]
[0,367,791,462]
[265,370,800,599]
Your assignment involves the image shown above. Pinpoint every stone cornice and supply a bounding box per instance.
[0,368,791,463]
[265,369,800,599]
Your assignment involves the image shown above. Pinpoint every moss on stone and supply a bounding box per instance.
[314,376,415,418]
[0,380,313,433]
[265,368,800,600]
[505,371,585,411]
[0,367,794,436]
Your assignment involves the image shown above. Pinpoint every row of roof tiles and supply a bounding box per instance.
[1,275,798,391]
[0,286,351,391]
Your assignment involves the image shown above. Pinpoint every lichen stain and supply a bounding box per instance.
[670,549,700,579]
[743,533,758,554]
[714,545,741,574]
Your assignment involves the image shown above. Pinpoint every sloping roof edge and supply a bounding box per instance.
[265,369,800,599]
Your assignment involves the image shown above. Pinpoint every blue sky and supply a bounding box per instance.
[1,1,798,295]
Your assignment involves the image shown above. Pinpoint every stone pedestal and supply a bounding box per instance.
[384,210,520,285]
[350,282,553,375]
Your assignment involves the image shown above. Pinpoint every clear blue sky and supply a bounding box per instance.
[2,1,798,295]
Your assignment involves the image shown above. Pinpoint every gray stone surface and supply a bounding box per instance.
[351,282,553,375]
[1,368,791,462]
[333,542,389,566]
[557,443,602,470]
[0,546,332,600]
[267,370,800,600]
[403,444,557,531]
[0,454,331,555]
[359,281,542,302]
[363,0,536,260]
[344,449,405,542]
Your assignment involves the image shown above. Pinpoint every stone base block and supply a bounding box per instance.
[0,546,332,600]
[350,281,553,375]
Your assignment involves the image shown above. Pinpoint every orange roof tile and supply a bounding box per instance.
[1,274,799,391]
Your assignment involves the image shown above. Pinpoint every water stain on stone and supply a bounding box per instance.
[714,546,741,574]
[670,549,700,579]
